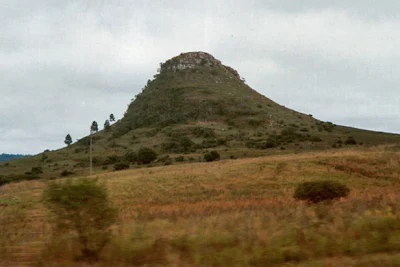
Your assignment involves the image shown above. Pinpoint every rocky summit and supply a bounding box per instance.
[160,51,240,79]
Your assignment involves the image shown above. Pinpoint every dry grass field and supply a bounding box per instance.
[1,145,400,266]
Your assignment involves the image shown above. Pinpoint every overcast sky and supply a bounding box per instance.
[1,0,399,154]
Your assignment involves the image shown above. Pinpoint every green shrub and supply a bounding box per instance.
[74,147,85,153]
[0,175,14,186]
[191,127,216,138]
[77,136,90,146]
[103,155,122,165]
[92,156,105,166]
[247,119,263,127]
[246,136,279,149]
[344,136,357,145]
[265,137,278,148]
[204,151,220,162]
[25,166,43,179]
[137,147,157,164]
[294,180,350,203]
[31,166,43,174]
[310,136,322,142]
[41,153,49,162]
[175,156,184,162]
[162,136,195,153]
[23,172,41,180]
[43,178,117,261]
[0,172,43,186]
[60,170,74,177]
[112,123,132,138]
[114,162,130,171]
[201,138,218,148]
[123,151,137,163]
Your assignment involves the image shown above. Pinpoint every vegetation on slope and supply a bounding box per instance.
[1,145,400,266]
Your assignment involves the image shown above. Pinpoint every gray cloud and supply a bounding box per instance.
[1,0,399,154]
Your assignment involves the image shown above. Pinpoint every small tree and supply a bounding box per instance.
[137,147,157,164]
[91,121,98,133]
[43,178,117,260]
[109,114,115,122]
[64,134,73,146]
[104,120,111,131]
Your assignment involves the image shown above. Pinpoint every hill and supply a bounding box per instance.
[1,51,399,180]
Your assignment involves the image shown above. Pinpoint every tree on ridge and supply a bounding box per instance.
[64,134,73,146]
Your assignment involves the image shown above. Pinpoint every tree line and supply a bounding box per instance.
[64,113,116,146]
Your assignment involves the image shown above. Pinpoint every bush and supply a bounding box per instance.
[294,180,350,203]
[114,162,130,171]
[31,166,43,174]
[161,136,195,153]
[137,147,157,164]
[0,173,43,187]
[310,136,322,142]
[344,136,357,145]
[191,127,216,138]
[123,150,137,163]
[103,155,122,165]
[204,151,220,162]
[23,172,41,180]
[201,138,218,148]
[92,156,105,166]
[175,156,184,162]
[158,155,172,165]
[43,178,117,261]
[60,170,74,177]
[75,147,85,153]
[0,175,14,186]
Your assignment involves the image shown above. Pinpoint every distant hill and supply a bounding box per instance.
[0,154,27,162]
[1,51,400,179]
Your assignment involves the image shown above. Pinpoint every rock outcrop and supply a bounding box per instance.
[160,51,240,79]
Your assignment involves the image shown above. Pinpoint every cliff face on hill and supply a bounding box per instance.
[160,51,241,79]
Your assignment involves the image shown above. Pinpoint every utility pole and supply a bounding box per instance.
[89,125,92,176]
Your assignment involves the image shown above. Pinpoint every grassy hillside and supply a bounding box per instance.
[1,145,400,266]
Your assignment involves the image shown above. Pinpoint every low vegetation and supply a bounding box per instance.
[43,178,117,261]
[203,150,220,162]
[137,147,157,164]
[2,146,400,266]
[294,180,350,203]
[113,162,130,171]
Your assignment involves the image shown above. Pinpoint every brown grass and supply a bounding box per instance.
[1,145,400,266]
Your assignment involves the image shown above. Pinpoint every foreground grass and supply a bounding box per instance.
[1,146,400,266]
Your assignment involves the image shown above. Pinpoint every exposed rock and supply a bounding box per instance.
[223,65,240,79]
[160,51,241,79]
